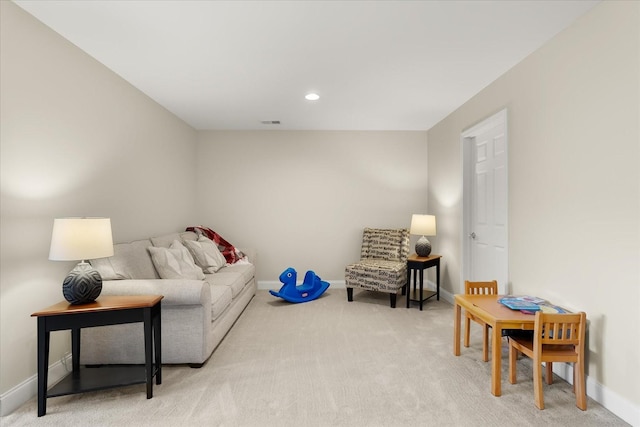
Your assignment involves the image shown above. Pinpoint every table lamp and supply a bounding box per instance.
[49,218,114,304]
[410,214,436,257]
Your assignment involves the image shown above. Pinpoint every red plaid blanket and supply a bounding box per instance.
[186,226,245,264]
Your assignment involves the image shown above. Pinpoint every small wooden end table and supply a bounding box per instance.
[31,295,163,417]
[406,254,441,310]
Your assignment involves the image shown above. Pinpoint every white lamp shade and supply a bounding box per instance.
[49,218,114,261]
[410,214,436,236]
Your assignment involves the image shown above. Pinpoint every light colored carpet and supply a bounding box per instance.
[2,290,628,426]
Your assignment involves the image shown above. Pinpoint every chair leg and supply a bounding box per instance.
[464,316,471,348]
[347,288,353,302]
[482,325,489,362]
[574,362,587,410]
[533,361,545,410]
[508,340,517,384]
[545,362,553,385]
[389,293,396,308]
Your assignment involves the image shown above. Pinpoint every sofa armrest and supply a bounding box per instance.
[100,279,210,307]
[239,247,256,266]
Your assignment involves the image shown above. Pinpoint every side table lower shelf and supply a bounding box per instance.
[48,365,159,398]
[408,289,437,305]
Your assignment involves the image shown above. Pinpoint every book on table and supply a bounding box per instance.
[498,296,543,312]
[499,295,568,314]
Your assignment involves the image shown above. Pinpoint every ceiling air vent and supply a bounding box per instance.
[261,120,281,125]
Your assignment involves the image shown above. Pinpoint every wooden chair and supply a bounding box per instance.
[464,280,498,362]
[508,311,587,410]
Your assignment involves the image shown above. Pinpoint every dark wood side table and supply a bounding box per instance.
[406,254,441,310]
[31,295,163,417]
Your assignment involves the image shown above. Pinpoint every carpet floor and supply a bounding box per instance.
[1,290,628,426]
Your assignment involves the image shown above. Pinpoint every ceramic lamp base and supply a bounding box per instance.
[415,236,432,257]
[62,261,102,305]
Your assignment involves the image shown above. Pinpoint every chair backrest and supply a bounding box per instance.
[360,228,410,262]
[464,280,498,295]
[535,311,586,349]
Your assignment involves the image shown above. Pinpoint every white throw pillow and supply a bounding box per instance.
[148,240,205,280]
[184,236,227,273]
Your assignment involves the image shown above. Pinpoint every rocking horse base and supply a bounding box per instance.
[270,268,330,303]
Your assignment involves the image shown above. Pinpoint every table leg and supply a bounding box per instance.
[71,328,80,375]
[419,268,424,311]
[453,303,461,356]
[37,318,49,417]
[413,269,417,293]
[153,302,162,385]
[406,268,411,308]
[491,323,503,396]
[143,307,153,398]
[436,261,440,300]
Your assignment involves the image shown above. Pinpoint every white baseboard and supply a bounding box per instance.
[0,353,72,417]
[258,279,345,290]
[260,279,441,293]
[552,362,639,426]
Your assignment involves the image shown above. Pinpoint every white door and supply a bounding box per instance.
[462,109,508,293]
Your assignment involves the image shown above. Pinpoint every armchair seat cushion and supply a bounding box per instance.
[345,259,407,293]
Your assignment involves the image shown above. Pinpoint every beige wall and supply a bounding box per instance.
[427,0,639,411]
[0,1,198,398]
[196,130,428,282]
[3,0,638,421]
[0,2,430,403]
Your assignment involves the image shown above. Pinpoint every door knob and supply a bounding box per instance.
[469,232,476,239]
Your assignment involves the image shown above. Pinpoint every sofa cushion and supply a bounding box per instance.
[184,236,227,273]
[224,262,255,284]
[205,262,255,298]
[150,231,198,248]
[91,239,159,280]
[209,283,233,321]
[148,240,205,280]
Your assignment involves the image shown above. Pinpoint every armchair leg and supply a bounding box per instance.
[389,293,396,308]
[347,288,353,302]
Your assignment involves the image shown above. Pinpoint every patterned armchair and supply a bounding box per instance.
[345,228,410,308]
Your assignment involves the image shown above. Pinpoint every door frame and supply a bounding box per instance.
[461,108,509,293]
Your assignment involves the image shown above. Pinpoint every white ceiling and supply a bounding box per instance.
[14,0,599,131]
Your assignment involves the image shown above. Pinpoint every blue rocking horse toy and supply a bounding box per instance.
[269,267,330,303]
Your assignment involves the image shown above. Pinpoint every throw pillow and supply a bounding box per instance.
[184,236,227,273]
[148,240,205,280]
[186,226,245,264]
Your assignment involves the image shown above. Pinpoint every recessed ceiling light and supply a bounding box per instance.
[305,93,320,101]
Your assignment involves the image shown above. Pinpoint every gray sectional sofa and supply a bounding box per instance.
[81,231,256,367]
